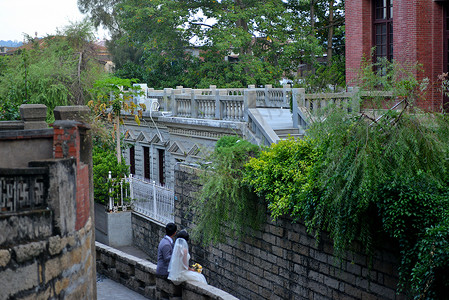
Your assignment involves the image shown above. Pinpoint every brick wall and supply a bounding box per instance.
[53,121,91,231]
[346,0,445,112]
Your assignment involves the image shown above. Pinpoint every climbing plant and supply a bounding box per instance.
[190,136,264,245]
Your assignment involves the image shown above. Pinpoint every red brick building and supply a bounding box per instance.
[346,0,449,111]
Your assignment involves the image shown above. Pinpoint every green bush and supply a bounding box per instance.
[92,143,129,206]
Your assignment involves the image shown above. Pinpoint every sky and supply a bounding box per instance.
[0,0,108,41]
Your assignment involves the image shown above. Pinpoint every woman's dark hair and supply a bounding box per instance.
[166,223,177,236]
[176,230,189,242]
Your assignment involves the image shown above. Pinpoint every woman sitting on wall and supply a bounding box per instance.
[167,230,207,285]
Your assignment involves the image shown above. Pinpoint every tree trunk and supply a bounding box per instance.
[310,0,315,30]
[327,0,334,65]
[310,0,316,73]
[116,115,121,164]
[234,0,250,74]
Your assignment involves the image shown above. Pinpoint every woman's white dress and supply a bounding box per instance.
[167,238,207,285]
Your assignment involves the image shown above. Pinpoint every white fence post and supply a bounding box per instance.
[108,171,113,211]
[153,180,157,218]
[129,174,134,201]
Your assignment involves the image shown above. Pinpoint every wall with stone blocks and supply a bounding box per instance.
[96,241,238,300]
[0,105,96,300]
[0,218,95,300]
[132,164,407,300]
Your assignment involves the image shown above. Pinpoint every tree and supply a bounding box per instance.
[88,76,144,163]
[81,0,340,88]
[0,21,106,121]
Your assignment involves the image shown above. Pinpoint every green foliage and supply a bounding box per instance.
[410,219,449,299]
[88,75,145,161]
[92,139,130,205]
[243,60,449,297]
[297,55,346,92]
[0,100,20,121]
[191,136,264,245]
[244,137,318,219]
[376,175,449,297]
[0,21,106,121]
[82,0,342,87]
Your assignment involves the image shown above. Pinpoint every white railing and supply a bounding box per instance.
[127,174,174,225]
[107,171,131,212]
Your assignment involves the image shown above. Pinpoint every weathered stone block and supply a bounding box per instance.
[16,285,53,300]
[0,261,39,299]
[156,277,182,296]
[19,104,47,122]
[116,260,134,275]
[45,257,62,283]
[48,235,65,255]
[54,106,90,122]
[14,241,46,262]
[0,249,11,267]
[55,278,70,295]
[135,268,151,283]
[145,285,157,299]
[182,289,207,300]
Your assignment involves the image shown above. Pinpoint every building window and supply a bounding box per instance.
[373,0,393,67]
[129,146,135,175]
[158,149,165,186]
[143,146,150,180]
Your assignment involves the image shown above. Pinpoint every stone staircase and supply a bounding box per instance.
[274,128,303,140]
[256,108,305,142]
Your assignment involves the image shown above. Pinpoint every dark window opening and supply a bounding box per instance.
[158,149,165,186]
[130,146,135,175]
[143,146,150,180]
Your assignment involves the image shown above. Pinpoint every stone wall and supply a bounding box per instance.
[132,213,165,263]
[96,241,238,300]
[0,218,95,300]
[132,163,406,300]
[0,159,96,300]
[0,105,96,300]
[176,164,408,299]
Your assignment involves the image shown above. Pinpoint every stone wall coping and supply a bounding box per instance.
[0,129,53,140]
[0,121,24,131]
[183,281,239,300]
[158,116,245,130]
[95,241,238,300]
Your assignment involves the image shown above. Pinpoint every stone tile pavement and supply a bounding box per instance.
[97,274,149,300]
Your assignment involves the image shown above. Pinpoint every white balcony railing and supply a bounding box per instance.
[127,175,174,225]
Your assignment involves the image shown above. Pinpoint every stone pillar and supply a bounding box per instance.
[19,104,48,130]
[191,90,198,118]
[244,90,256,122]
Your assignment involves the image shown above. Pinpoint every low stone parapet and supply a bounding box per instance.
[95,242,238,300]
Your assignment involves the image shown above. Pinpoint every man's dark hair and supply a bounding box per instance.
[166,223,177,236]
[176,229,189,242]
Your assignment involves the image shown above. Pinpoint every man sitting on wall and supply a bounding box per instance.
[156,223,177,279]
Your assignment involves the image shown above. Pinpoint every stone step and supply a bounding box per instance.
[274,128,300,135]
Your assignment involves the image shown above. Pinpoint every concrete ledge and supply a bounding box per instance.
[95,241,238,300]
